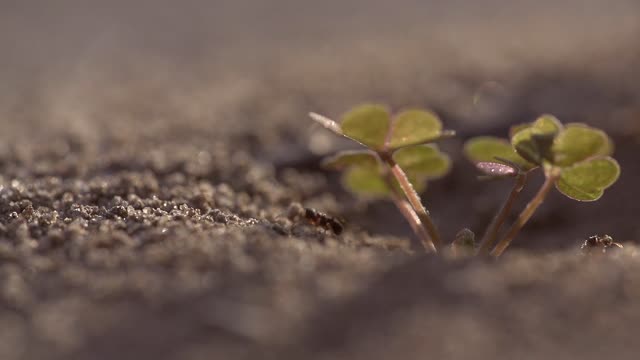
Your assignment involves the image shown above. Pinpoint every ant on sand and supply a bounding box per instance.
[581,234,622,255]
[287,203,344,235]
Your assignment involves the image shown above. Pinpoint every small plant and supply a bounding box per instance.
[465,115,620,256]
[310,104,453,252]
[310,105,621,257]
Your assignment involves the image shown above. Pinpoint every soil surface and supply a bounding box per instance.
[1,1,640,359]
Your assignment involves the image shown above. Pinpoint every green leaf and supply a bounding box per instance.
[512,130,543,164]
[322,150,379,170]
[390,145,449,194]
[511,115,563,165]
[509,123,531,138]
[343,166,390,196]
[387,109,444,149]
[406,174,428,194]
[555,157,620,201]
[392,145,451,179]
[552,124,613,167]
[464,136,535,170]
[531,114,564,133]
[340,104,390,149]
[320,149,389,196]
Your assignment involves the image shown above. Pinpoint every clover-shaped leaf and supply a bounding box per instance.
[510,117,614,169]
[508,117,620,201]
[510,114,563,137]
[340,104,390,150]
[322,150,379,170]
[314,105,453,198]
[551,124,613,167]
[343,165,391,196]
[312,104,453,152]
[387,109,448,149]
[464,136,536,172]
[393,145,451,180]
[322,145,450,197]
[322,150,388,196]
[390,145,451,193]
[555,157,620,201]
[511,115,563,165]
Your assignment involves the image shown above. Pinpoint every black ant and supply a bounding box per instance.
[287,203,344,235]
[581,234,623,255]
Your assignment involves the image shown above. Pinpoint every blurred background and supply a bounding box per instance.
[2,0,639,139]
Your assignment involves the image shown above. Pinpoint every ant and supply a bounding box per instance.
[581,234,623,255]
[287,203,344,235]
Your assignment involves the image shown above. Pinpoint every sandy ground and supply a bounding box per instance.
[1,1,640,359]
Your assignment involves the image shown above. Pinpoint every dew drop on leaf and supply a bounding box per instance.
[475,162,517,177]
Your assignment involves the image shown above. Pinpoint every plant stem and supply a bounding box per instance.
[380,153,443,252]
[385,167,438,253]
[390,194,437,253]
[476,173,528,255]
[381,158,436,253]
[490,173,558,257]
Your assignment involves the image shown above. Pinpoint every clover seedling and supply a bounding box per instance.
[465,115,620,256]
[310,105,620,257]
[310,104,453,252]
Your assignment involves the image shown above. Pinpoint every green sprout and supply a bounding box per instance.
[465,115,620,256]
[310,105,621,258]
[310,104,453,252]
[449,228,476,258]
